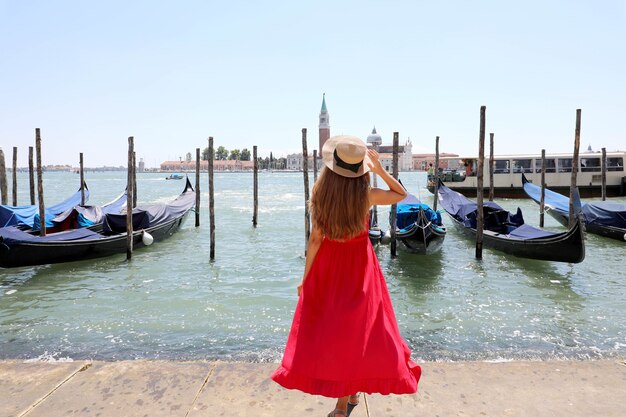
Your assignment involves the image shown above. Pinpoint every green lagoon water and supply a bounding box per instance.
[1,171,625,362]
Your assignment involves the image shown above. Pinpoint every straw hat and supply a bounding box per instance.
[322,135,371,178]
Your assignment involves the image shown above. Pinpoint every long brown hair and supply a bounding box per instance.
[310,167,370,240]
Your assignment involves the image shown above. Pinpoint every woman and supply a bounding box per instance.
[271,135,422,416]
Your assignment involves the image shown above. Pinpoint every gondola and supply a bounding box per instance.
[393,193,446,254]
[369,193,446,254]
[0,183,88,228]
[437,181,585,263]
[522,174,626,242]
[0,179,195,268]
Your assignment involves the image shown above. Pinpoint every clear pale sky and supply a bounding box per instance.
[1,0,625,168]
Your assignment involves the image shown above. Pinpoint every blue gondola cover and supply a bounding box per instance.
[0,188,88,229]
[523,175,626,228]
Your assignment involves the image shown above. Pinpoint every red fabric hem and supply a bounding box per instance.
[271,363,421,398]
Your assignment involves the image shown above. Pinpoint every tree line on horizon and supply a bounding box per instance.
[200,147,286,169]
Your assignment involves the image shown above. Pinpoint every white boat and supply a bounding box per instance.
[427,151,626,198]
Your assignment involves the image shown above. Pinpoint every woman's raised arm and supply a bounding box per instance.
[367,149,407,206]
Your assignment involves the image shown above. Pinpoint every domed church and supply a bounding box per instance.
[366,127,413,172]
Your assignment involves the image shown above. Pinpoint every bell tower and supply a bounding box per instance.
[318,93,330,152]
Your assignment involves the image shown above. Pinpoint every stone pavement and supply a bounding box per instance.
[1,359,625,417]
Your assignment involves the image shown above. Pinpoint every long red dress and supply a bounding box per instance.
[271,227,421,397]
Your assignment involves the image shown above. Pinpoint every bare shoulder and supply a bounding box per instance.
[310,224,323,236]
[368,186,405,206]
[368,187,385,206]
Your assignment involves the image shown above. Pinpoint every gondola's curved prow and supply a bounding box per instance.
[183,176,194,193]
[521,173,570,226]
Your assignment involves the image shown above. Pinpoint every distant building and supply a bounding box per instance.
[366,127,382,148]
[138,158,146,172]
[290,100,421,173]
[319,93,330,154]
[290,94,330,171]
[365,127,413,172]
[286,153,316,171]
[44,165,73,172]
[160,160,253,171]
[412,153,460,171]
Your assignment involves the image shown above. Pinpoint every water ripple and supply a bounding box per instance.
[1,171,625,362]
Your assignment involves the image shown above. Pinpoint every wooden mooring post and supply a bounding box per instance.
[253,145,258,227]
[371,142,379,229]
[12,147,17,206]
[601,147,607,201]
[35,129,46,236]
[540,149,546,228]
[195,147,200,227]
[208,137,215,260]
[126,136,134,260]
[28,146,35,205]
[569,109,581,228]
[433,136,440,211]
[302,128,311,251]
[475,106,486,260]
[313,150,318,182]
[390,132,399,258]
[488,133,494,201]
[0,148,7,205]
[79,153,85,205]
[132,152,137,208]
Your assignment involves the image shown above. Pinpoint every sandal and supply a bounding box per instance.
[347,394,360,417]
[327,409,347,417]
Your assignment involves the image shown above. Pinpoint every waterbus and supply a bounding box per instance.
[427,151,626,198]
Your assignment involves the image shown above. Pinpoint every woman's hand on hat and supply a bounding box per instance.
[367,149,384,175]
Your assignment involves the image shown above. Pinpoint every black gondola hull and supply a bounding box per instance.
[396,222,446,254]
[446,215,585,263]
[0,178,195,268]
[438,180,585,263]
[369,193,447,254]
[585,223,626,242]
[0,214,190,268]
[545,204,626,242]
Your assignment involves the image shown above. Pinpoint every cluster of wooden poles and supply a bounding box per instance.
[0,129,137,239]
[2,111,610,263]
[0,132,252,263]
[295,106,609,262]
[445,106,608,260]
[126,136,205,260]
[0,128,64,238]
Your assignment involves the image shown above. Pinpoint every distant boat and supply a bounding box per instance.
[437,181,585,263]
[166,173,184,180]
[0,179,195,268]
[522,174,626,242]
[369,192,446,254]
